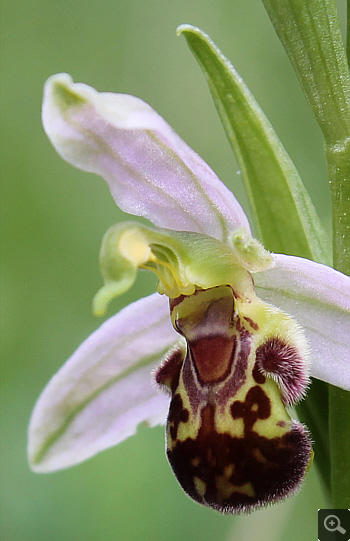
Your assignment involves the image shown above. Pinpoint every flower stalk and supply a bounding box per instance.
[28,14,350,511]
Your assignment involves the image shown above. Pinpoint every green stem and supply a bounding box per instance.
[326,140,350,272]
[329,387,350,508]
[261,0,350,144]
[347,0,350,67]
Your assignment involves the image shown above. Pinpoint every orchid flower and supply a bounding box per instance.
[28,73,350,514]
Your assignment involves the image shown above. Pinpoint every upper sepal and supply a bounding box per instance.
[42,73,251,242]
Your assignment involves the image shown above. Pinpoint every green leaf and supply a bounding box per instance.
[347,1,350,68]
[177,25,331,266]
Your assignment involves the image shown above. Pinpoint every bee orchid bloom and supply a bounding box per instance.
[28,74,350,513]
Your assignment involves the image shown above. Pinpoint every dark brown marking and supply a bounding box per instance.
[252,361,266,384]
[231,386,271,433]
[169,287,210,313]
[216,324,251,407]
[167,402,312,513]
[181,354,204,413]
[244,316,259,331]
[168,394,190,441]
[169,295,187,311]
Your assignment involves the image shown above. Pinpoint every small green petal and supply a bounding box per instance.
[93,221,255,315]
[230,228,274,272]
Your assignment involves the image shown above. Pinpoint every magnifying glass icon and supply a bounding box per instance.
[324,514,346,534]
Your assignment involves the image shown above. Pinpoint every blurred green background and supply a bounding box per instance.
[2,0,341,539]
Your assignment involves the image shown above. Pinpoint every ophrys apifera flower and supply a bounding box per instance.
[28,73,350,514]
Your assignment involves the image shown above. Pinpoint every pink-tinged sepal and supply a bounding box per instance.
[254,254,350,391]
[28,293,178,472]
[42,74,251,242]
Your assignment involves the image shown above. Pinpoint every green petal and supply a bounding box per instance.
[94,221,255,315]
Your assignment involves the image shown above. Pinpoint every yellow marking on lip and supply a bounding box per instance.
[175,409,201,441]
[194,476,207,497]
[214,409,245,437]
[234,482,255,498]
[215,476,256,502]
[166,431,175,450]
[252,448,268,464]
[254,416,291,438]
[224,464,235,477]
[191,456,201,467]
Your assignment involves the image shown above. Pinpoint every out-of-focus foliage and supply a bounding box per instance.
[1,0,335,539]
